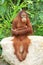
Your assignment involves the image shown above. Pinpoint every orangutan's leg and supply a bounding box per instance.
[22,37,31,60]
[12,36,31,61]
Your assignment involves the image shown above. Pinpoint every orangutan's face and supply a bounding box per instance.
[21,12,27,22]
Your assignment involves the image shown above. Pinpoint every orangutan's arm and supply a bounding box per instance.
[12,18,33,36]
[26,19,33,35]
[11,28,29,36]
[11,20,17,36]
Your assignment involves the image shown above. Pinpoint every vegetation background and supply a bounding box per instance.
[0,0,43,63]
[0,0,43,41]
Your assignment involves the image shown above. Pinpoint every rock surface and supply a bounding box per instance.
[0,36,43,65]
[0,59,9,65]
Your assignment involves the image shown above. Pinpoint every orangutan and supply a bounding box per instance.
[12,10,33,61]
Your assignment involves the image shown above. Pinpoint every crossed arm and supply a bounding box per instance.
[12,20,33,36]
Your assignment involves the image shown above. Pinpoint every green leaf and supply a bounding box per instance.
[0,45,2,56]
[39,12,43,22]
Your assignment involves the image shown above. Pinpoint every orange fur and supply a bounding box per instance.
[12,10,33,61]
[13,36,31,61]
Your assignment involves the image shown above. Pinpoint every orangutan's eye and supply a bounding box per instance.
[21,15,26,18]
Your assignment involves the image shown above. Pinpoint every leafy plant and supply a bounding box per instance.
[0,45,2,56]
[0,0,43,40]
